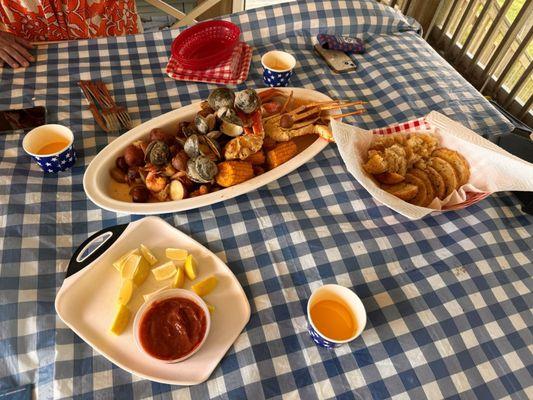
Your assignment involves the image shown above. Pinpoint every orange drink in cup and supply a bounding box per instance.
[22,124,76,173]
[307,284,366,348]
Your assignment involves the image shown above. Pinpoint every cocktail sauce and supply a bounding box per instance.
[139,297,207,360]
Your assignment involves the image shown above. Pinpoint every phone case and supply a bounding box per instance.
[314,44,356,73]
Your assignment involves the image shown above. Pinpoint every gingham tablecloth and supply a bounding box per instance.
[1,1,532,399]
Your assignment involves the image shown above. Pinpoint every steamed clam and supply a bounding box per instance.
[182,123,199,138]
[183,134,221,160]
[183,134,201,158]
[220,114,244,137]
[145,140,170,166]
[207,88,235,111]
[206,130,222,140]
[187,156,218,184]
[195,114,216,134]
[235,89,260,114]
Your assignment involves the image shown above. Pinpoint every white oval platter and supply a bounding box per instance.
[83,87,332,215]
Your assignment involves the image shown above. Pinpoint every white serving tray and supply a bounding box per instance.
[83,87,332,214]
[55,216,250,385]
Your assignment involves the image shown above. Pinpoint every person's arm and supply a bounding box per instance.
[0,31,35,68]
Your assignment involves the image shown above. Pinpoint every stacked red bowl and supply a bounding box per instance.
[171,21,241,70]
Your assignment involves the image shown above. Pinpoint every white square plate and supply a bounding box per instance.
[55,216,251,385]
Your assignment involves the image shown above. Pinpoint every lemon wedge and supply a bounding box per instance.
[113,249,139,272]
[142,285,170,302]
[152,261,177,281]
[166,248,188,261]
[121,254,141,280]
[184,254,197,280]
[140,244,158,266]
[132,256,151,286]
[172,265,186,288]
[191,275,218,297]
[110,304,131,335]
[117,279,134,305]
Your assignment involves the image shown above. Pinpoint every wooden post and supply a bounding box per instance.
[196,0,233,20]
[406,0,441,34]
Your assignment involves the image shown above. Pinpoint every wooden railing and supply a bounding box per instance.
[379,0,533,127]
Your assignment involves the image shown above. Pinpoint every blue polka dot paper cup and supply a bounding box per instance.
[261,50,296,87]
[307,284,366,349]
[22,124,76,173]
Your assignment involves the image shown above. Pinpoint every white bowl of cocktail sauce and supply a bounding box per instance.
[133,289,210,363]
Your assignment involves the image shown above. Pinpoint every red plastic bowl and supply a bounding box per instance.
[171,20,241,70]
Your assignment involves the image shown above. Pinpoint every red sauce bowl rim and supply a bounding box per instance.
[132,288,211,363]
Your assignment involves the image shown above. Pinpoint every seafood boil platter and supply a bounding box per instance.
[56,216,251,385]
[84,87,363,214]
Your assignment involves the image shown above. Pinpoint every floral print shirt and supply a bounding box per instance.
[0,0,140,41]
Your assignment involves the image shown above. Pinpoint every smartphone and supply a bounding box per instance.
[0,106,46,134]
[314,44,356,73]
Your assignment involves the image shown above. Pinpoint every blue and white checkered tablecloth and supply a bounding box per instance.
[1,1,532,399]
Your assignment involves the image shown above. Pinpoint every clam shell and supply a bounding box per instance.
[208,88,235,111]
[195,115,210,134]
[194,155,218,182]
[184,134,201,158]
[235,89,260,114]
[145,140,170,166]
[186,156,217,183]
[206,130,222,140]
[220,114,244,137]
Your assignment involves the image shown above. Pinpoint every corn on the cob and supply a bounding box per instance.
[245,150,266,165]
[266,140,298,169]
[253,165,265,176]
[216,161,254,187]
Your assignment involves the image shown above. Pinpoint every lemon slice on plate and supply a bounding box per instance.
[191,275,218,297]
[113,249,139,272]
[110,304,131,335]
[166,248,188,261]
[172,265,186,288]
[184,254,197,280]
[118,279,134,305]
[140,244,158,266]
[121,254,141,280]
[132,257,151,286]
[142,285,171,302]
[152,261,177,281]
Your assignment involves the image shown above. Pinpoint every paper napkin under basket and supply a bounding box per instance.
[166,42,252,85]
[331,111,533,220]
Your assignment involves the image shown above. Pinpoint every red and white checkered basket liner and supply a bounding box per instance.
[369,115,491,211]
[166,42,252,85]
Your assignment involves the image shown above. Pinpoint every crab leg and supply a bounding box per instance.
[288,116,321,130]
[327,109,366,119]
[291,108,322,122]
[314,101,366,111]
[279,90,293,114]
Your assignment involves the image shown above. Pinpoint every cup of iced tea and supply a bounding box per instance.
[261,50,296,87]
[22,124,76,173]
[307,284,366,348]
